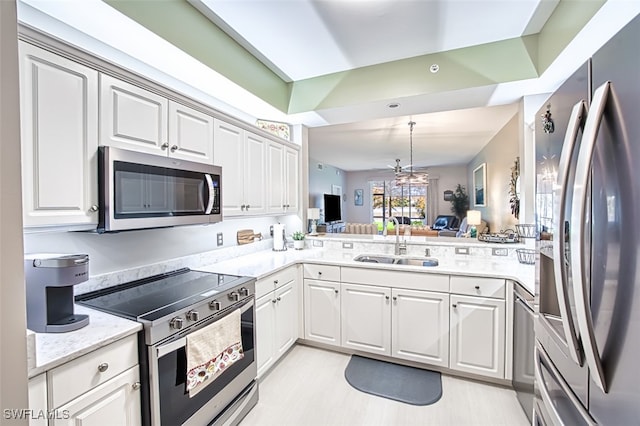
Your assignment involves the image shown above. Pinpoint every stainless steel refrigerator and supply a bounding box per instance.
[534,13,640,425]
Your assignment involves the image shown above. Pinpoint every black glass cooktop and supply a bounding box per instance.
[76,268,247,322]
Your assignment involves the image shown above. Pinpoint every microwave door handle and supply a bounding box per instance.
[535,343,596,426]
[570,81,612,394]
[204,174,215,214]
[552,100,587,366]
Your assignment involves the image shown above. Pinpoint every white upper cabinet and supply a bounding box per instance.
[100,74,167,155]
[100,75,213,164]
[19,42,99,228]
[213,119,266,216]
[266,142,299,214]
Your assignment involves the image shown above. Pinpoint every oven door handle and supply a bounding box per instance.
[204,174,215,214]
[156,299,253,359]
[552,99,586,366]
[535,343,595,426]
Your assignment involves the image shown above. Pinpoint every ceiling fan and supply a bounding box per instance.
[387,158,411,174]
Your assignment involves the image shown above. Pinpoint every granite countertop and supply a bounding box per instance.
[195,247,535,295]
[28,305,141,378]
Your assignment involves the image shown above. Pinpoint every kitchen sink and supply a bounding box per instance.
[352,254,396,264]
[353,254,438,267]
[393,257,439,267]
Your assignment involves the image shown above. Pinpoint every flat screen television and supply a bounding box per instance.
[323,193,341,222]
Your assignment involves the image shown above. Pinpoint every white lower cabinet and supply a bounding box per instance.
[52,366,141,426]
[341,283,391,356]
[255,267,299,378]
[28,373,47,426]
[46,334,141,425]
[391,288,450,367]
[449,294,505,379]
[303,279,341,345]
[340,283,450,365]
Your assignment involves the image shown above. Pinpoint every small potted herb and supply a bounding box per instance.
[292,231,305,250]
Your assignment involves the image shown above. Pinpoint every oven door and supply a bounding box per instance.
[148,298,256,426]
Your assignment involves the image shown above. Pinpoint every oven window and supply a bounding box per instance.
[157,306,255,425]
[114,161,206,217]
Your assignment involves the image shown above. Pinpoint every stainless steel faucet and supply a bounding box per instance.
[390,217,407,255]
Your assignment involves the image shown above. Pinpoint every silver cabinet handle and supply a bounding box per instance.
[204,174,215,214]
[392,296,397,301]
[170,145,179,152]
[272,299,277,304]
[334,289,339,294]
[474,285,480,290]
[97,363,109,373]
[241,204,246,211]
[161,142,169,150]
[246,204,250,210]
[385,295,390,300]
[553,100,587,366]
[132,382,141,390]
[277,297,281,302]
[89,205,99,212]
[452,304,457,308]
[570,81,614,393]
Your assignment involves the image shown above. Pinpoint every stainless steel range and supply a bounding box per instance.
[76,268,258,426]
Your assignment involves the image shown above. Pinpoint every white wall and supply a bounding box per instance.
[343,166,467,224]
[468,113,520,232]
[23,215,300,277]
[308,157,347,223]
[1,0,29,418]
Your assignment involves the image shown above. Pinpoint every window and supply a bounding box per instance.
[370,180,427,229]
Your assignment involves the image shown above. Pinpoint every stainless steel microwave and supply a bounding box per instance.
[98,146,222,233]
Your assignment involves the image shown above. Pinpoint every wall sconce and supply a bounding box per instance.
[308,208,320,235]
[466,210,481,238]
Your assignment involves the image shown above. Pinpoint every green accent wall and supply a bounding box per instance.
[103,0,605,115]
[104,0,291,111]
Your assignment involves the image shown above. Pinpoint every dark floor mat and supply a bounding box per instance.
[344,355,442,406]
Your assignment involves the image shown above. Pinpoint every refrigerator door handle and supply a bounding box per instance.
[570,81,612,394]
[535,343,596,426]
[553,100,587,366]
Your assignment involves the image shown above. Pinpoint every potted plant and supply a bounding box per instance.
[449,184,470,224]
[292,231,305,250]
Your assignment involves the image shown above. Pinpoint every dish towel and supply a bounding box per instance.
[186,309,244,397]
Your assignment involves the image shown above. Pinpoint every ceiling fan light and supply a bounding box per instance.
[394,120,428,186]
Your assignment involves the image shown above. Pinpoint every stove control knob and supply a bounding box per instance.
[228,292,240,302]
[186,310,199,322]
[239,287,249,297]
[209,300,221,311]
[169,317,184,330]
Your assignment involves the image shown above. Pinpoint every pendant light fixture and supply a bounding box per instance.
[395,120,428,186]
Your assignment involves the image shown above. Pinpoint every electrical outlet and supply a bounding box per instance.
[217,233,223,246]
[492,248,508,256]
[455,247,470,255]
[342,242,353,249]
[313,240,324,247]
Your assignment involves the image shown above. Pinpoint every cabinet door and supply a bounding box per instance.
[28,373,47,426]
[284,147,299,212]
[19,42,99,228]
[168,101,213,164]
[243,132,267,215]
[274,280,298,357]
[100,74,168,155]
[304,279,341,345]
[450,295,505,379]
[266,141,285,214]
[52,366,141,426]
[341,283,391,356]
[391,288,449,367]
[256,293,276,378]
[213,119,245,216]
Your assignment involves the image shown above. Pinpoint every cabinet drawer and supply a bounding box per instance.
[48,334,138,408]
[341,267,449,293]
[450,276,505,299]
[256,266,298,299]
[303,264,340,282]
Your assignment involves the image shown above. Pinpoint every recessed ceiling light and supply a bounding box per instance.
[387,102,400,109]
[430,64,439,73]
